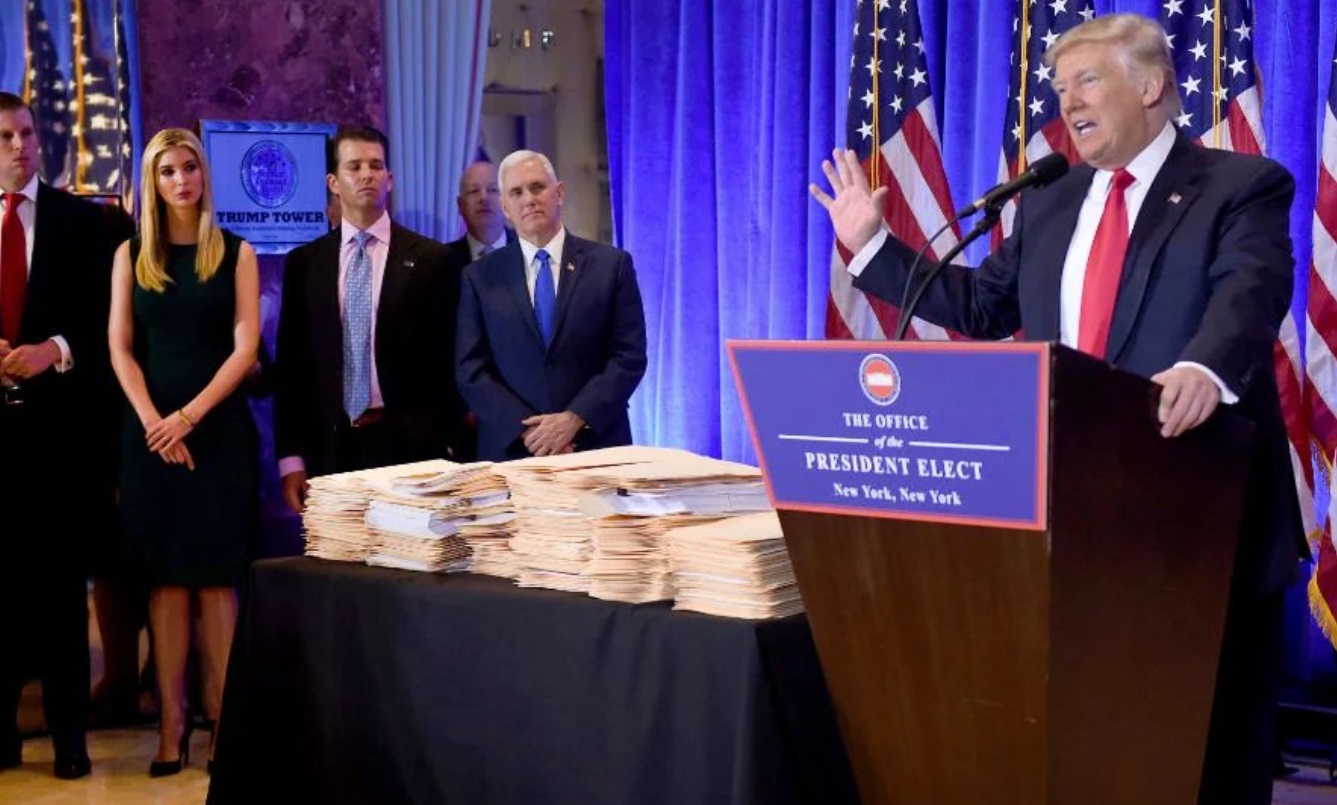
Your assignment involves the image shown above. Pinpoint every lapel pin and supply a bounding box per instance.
[1168,193,1182,205]
[403,259,415,268]
[566,262,575,272]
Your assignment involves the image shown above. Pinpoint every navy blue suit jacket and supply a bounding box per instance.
[455,231,648,461]
[853,135,1305,593]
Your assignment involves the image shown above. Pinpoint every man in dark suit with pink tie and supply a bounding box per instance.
[812,14,1300,805]
[456,150,647,461]
[274,126,465,512]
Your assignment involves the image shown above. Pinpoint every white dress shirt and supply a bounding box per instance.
[466,231,507,262]
[518,227,567,303]
[848,121,1235,402]
[1058,122,1176,348]
[1,174,72,370]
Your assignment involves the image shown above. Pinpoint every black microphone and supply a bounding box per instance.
[953,153,1069,219]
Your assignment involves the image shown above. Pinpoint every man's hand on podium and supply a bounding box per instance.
[1152,365,1222,438]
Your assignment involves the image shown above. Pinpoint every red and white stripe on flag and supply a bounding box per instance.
[1163,1,1320,609]
[1306,57,1337,644]
[826,0,962,342]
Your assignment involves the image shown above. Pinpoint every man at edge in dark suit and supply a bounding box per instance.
[444,160,515,462]
[275,126,463,513]
[812,14,1302,805]
[456,149,647,461]
[0,92,130,780]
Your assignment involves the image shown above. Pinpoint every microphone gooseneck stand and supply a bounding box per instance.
[893,202,1004,342]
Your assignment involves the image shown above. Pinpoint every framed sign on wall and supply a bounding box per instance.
[199,120,336,254]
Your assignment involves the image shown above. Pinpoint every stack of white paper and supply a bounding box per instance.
[302,460,455,563]
[584,515,726,603]
[576,455,770,519]
[364,500,472,573]
[495,447,688,592]
[668,511,804,620]
[363,461,513,575]
[568,453,772,604]
[458,509,519,578]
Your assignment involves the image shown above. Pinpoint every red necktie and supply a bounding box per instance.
[1077,169,1135,357]
[0,193,26,344]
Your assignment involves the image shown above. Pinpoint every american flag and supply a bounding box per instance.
[825,0,960,342]
[1306,41,1337,645]
[22,0,132,198]
[1162,0,1264,152]
[113,0,135,206]
[25,0,73,186]
[994,0,1094,243]
[1162,0,1320,575]
[70,0,129,193]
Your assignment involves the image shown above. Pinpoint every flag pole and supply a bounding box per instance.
[1212,0,1222,148]
[870,3,881,193]
[1018,0,1030,173]
[72,0,90,191]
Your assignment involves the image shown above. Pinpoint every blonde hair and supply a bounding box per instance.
[135,128,225,292]
[1045,13,1181,117]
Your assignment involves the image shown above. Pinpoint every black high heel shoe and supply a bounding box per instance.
[148,722,192,778]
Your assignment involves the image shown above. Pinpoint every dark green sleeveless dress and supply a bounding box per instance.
[119,232,256,587]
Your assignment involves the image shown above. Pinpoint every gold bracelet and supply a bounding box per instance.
[177,409,195,428]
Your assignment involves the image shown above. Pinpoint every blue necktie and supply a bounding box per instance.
[342,231,374,421]
[534,248,556,346]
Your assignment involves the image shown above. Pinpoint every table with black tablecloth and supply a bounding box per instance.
[206,558,858,805]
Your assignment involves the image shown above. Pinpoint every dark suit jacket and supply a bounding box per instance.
[442,228,517,275]
[274,222,463,476]
[456,232,648,461]
[854,135,1304,593]
[7,184,133,563]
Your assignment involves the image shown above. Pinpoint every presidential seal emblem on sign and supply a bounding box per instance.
[859,353,901,406]
[240,139,298,208]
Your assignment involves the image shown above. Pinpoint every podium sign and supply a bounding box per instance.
[728,340,1049,530]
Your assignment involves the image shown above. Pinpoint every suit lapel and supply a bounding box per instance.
[550,234,589,348]
[25,184,63,338]
[377,224,416,356]
[29,184,56,286]
[1030,168,1091,342]
[313,231,344,370]
[1105,138,1202,361]
[503,242,545,348]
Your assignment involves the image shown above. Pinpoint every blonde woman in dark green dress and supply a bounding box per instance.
[108,128,259,776]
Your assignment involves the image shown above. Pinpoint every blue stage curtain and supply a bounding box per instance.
[0,5,23,93]
[383,0,491,241]
[607,0,1337,464]
[606,0,853,462]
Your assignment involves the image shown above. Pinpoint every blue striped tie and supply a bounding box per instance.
[534,248,556,346]
[342,231,374,420]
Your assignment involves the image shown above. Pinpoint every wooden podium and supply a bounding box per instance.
[731,342,1254,805]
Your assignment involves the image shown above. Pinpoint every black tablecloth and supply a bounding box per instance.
[207,558,858,805]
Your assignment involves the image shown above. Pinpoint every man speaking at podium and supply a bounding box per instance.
[811,13,1303,805]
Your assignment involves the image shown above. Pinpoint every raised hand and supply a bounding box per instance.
[808,148,888,254]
